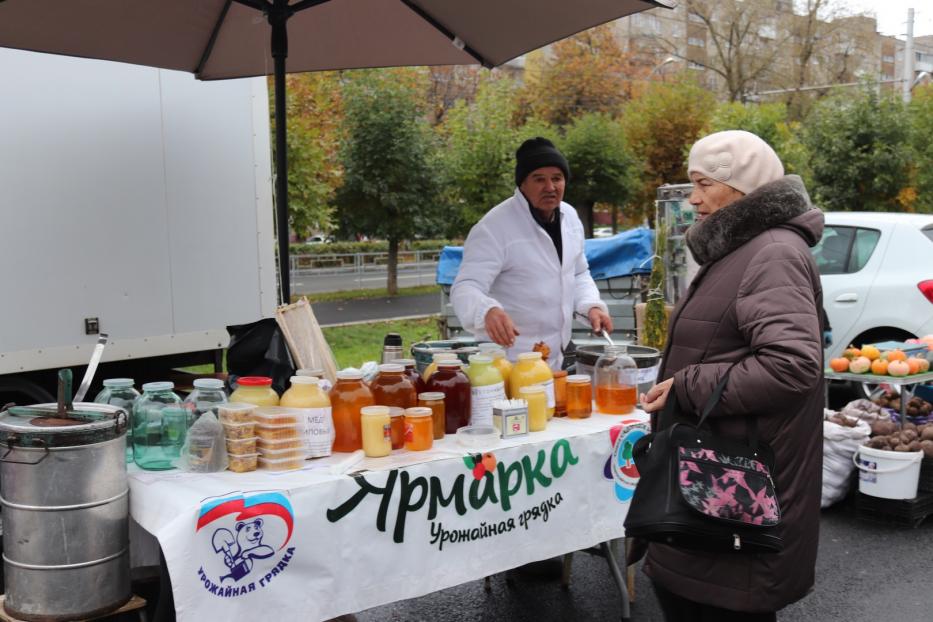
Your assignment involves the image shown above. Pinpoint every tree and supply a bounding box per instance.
[621,81,715,222]
[273,73,343,238]
[334,69,441,294]
[710,102,810,180]
[437,77,525,236]
[909,84,933,213]
[559,113,638,237]
[803,90,911,212]
[424,65,482,126]
[520,24,641,126]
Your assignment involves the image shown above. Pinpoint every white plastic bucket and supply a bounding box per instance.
[853,445,923,500]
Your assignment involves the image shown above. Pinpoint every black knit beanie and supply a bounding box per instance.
[514,137,570,186]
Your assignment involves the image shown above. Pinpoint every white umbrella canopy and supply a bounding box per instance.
[0,0,669,300]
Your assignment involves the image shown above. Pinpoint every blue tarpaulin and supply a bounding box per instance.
[435,227,654,286]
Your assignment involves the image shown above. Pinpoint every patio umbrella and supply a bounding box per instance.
[0,0,669,303]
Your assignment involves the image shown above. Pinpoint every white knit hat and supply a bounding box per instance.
[687,130,784,195]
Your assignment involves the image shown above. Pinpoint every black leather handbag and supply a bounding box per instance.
[623,367,784,554]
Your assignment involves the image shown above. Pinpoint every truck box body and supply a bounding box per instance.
[0,49,276,378]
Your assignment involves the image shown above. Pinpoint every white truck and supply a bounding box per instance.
[0,49,277,404]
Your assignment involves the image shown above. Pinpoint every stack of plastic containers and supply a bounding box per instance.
[217,403,258,472]
[254,407,306,471]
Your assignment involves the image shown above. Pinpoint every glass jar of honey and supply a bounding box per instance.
[395,358,424,394]
[404,407,434,451]
[360,406,391,458]
[510,352,554,419]
[426,361,471,434]
[418,392,446,440]
[519,385,548,432]
[465,355,506,428]
[371,363,417,410]
[422,352,458,384]
[566,374,593,419]
[329,370,374,452]
[594,346,638,415]
[388,407,405,450]
[553,370,568,417]
[229,376,279,407]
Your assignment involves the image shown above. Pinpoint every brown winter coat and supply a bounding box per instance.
[643,175,825,613]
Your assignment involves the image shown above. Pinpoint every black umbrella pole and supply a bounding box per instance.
[269,0,292,305]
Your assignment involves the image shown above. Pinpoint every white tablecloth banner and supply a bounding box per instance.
[129,414,649,622]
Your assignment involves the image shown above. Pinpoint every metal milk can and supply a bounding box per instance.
[0,402,131,621]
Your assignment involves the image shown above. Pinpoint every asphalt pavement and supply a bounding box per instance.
[357,498,933,621]
[312,293,441,326]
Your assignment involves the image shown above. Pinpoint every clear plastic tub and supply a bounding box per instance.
[255,423,300,441]
[228,453,258,473]
[258,455,306,471]
[225,436,257,456]
[252,407,301,426]
[456,425,500,448]
[218,403,256,424]
[222,420,256,440]
[257,436,305,451]
[258,446,308,460]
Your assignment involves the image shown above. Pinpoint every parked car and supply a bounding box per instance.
[815,212,933,364]
[592,227,614,239]
[304,234,333,244]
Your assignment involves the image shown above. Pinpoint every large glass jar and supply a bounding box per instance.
[594,345,638,415]
[229,376,280,407]
[281,376,333,456]
[370,364,417,410]
[482,345,513,397]
[510,352,554,419]
[465,355,505,428]
[422,352,458,384]
[395,358,424,394]
[329,370,374,452]
[132,381,184,470]
[94,378,140,463]
[426,361,471,433]
[183,378,228,425]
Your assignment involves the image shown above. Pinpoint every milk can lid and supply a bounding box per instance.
[0,402,127,449]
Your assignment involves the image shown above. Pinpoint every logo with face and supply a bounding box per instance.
[604,423,648,503]
[195,492,297,595]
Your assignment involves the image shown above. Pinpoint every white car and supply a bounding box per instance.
[815,212,933,360]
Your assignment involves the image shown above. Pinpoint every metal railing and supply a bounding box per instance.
[289,250,442,290]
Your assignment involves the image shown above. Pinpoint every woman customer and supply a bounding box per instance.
[639,130,824,621]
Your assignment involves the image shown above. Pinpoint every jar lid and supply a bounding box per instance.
[296,368,324,377]
[0,402,127,448]
[360,405,390,417]
[404,407,433,418]
[142,381,174,392]
[378,363,405,373]
[193,378,225,390]
[336,370,364,380]
[102,378,134,388]
[289,376,319,385]
[237,376,272,387]
[553,370,568,378]
[395,358,416,366]
[388,406,405,418]
[468,355,492,365]
[432,352,458,362]
[478,342,500,352]
[418,392,445,401]
[437,361,463,369]
[566,374,592,383]
[517,352,543,361]
[518,385,546,394]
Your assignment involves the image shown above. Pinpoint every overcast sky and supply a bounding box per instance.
[844,1,932,37]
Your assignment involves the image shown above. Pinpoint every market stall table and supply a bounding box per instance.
[128,413,649,622]
[824,369,933,425]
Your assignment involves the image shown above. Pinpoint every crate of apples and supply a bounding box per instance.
[828,345,931,377]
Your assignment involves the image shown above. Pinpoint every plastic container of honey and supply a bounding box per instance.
[252,407,301,426]
[257,446,307,460]
[222,421,256,440]
[225,436,257,456]
[255,424,300,441]
[257,436,305,451]
[218,403,256,425]
[228,453,259,473]
[258,455,306,471]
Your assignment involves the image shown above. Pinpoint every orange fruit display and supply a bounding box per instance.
[885,349,907,362]
[860,345,880,361]
[870,359,888,375]
[829,358,850,373]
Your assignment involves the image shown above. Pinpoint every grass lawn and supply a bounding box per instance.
[179,316,443,374]
[293,284,440,304]
[323,317,442,368]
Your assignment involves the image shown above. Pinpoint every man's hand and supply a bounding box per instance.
[588,307,613,334]
[485,307,519,348]
[640,378,674,413]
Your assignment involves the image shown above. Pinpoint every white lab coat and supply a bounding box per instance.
[450,189,607,369]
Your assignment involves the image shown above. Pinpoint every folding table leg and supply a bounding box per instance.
[600,541,631,621]
[560,553,573,589]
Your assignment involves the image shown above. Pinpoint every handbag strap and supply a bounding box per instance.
[659,361,760,451]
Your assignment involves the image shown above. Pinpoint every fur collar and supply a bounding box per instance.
[686,175,813,265]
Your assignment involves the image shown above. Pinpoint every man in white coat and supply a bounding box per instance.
[451,137,612,370]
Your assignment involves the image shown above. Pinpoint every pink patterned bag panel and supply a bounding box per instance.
[677,447,781,527]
